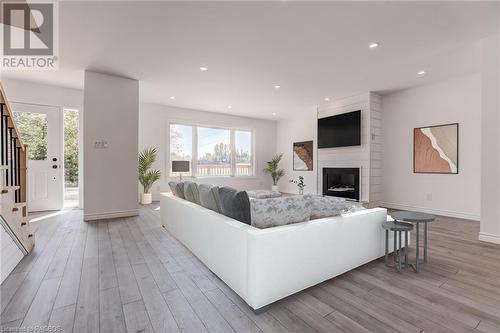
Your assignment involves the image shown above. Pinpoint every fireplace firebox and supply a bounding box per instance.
[322,168,360,201]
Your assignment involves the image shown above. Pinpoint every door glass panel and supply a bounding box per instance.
[235,130,253,176]
[13,112,48,160]
[197,127,231,177]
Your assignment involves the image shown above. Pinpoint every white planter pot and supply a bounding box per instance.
[141,193,153,205]
[271,185,279,192]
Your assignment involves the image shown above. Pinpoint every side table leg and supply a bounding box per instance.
[416,223,420,273]
[393,230,397,264]
[424,222,428,263]
[405,230,409,267]
[385,230,389,266]
[398,230,402,273]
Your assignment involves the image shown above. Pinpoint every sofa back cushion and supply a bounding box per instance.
[198,184,221,213]
[218,187,251,224]
[250,195,312,229]
[169,182,185,199]
[183,181,200,204]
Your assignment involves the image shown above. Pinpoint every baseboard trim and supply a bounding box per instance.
[479,232,500,244]
[380,202,480,221]
[84,209,139,221]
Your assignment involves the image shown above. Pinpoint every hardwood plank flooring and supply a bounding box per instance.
[1,206,499,333]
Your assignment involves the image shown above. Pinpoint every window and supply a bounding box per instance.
[170,124,193,176]
[169,123,254,177]
[13,112,48,160]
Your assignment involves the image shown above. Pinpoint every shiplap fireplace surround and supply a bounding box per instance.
[317,92,382,208]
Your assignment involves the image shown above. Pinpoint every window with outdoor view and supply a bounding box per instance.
[169,123,254,177]
[169,124,193,176]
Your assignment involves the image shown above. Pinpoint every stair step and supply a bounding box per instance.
[1,186,20,194]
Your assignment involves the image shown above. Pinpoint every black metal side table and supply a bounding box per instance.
[382,221,413,273]
[390,211,435,272]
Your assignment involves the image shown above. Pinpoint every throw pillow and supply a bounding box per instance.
[175,182,185,199]
[250,195,312,229]
[309,195,359,219]
[168,181,179,196]
[198,184,220,212]
[183,181,200,204]
[217,187,251,224]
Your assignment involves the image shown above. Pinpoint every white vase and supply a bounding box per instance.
[141,193,153,205]
[272,185,279,192]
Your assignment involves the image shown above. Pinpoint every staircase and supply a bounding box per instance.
[0,83,34,283]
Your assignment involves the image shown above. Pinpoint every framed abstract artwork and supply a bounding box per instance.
[414,123,458,174]
[293,141,313,171]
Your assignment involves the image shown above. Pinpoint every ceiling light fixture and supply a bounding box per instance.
[227,105,233,109]
[272,112,277,116]
[274,85,281,89]
[369,42,379,49]
[417,70,426,75]
[199,66,208,71]
[324,97,330,101]
[169,96,175,100]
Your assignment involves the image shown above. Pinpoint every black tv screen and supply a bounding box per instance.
[318,110,361,148]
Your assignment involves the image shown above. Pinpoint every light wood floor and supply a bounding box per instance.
[1,206,500,333]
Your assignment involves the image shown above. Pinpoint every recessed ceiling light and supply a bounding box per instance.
[324,97,330,101]
[272,112,277,116]
[417,70,426,75]
[199,66,208,71]
[169,96,175,100]
[227,105,233,109]
[274,85,281,89]
[369,42,379,49]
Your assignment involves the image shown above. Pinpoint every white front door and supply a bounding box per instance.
[11,103,63,212]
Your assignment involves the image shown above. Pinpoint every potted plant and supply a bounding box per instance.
[290,176,306,195]
[264,153,285,191]
[139,147,161,205]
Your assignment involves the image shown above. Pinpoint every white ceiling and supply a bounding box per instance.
[2,1,499,119]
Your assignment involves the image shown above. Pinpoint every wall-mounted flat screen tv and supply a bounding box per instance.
[318,110,361,148]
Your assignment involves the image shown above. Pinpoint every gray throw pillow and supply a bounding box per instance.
[217,187,251,225]
[183,181,200,204]
[168,181,179,196]
[175,182,185,199]
[250,196,312,229]
[198,184,220,212]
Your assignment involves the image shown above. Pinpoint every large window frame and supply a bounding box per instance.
[168,122,255,178]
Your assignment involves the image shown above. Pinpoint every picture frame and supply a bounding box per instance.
[293,140,313,171]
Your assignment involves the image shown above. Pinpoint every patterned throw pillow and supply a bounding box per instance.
[217,187,251,224]
[308,195,365,219]
[183,181,200,204]
[198,184,220,212]
[250,195,312,229]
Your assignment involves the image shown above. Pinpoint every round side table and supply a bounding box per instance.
[390,211,435,272]
[382,221,413,273]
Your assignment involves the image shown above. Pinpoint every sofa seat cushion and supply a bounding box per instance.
[169,181,185,199]
[309,195,365,219]
[250,195,312,229]
[198,184,221,212]
[184,181,200,204]
[218,187,251,224]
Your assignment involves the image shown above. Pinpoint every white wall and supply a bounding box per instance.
[480,29,500,244]
[275,109,318,195]
[139,103,277,200]
[382,73,482,220]
[83,71,139,220]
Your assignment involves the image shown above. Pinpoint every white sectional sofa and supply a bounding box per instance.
[160,192,397,311]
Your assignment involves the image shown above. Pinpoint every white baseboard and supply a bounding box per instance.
[380,202,480,221]
[84,209,139,221]
[479,232,500,244]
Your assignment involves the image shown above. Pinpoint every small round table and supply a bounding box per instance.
[382,222,413,273]
[390,211,435,272]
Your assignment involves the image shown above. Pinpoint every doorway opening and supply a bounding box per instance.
[63,109,79,208]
